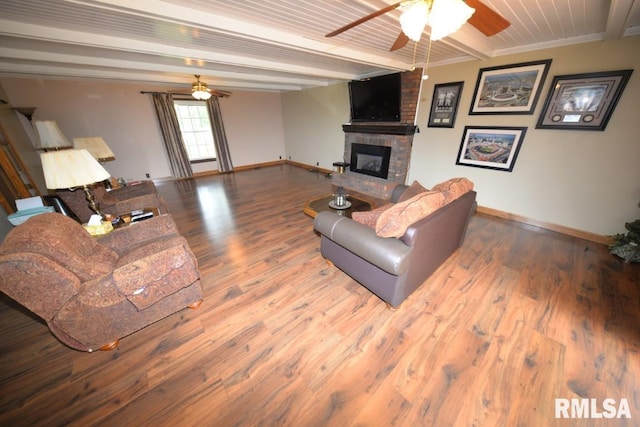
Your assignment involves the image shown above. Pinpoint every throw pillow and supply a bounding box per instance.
[375,190,446,238]
[352,203,393,228]
[397,180,429,203]
[431,177,474,203]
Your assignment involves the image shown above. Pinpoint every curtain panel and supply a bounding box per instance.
[206,97,234,173]
[151,93,193,179]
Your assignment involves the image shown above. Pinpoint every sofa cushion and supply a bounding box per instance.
[375,190,447,238]
[430,177,474,203]
[397,180,429,203]
[352,203,393,228]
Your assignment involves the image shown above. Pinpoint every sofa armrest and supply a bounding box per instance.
[97,214,179,254]
[0,252,81,321]
[113,242,200,310]
[314,211,411,275]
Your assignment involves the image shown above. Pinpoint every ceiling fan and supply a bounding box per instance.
[170,75,232,99]
[325,0,510,51]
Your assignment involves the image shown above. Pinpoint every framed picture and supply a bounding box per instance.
[456,126,527,172]
[469,59,552,115]
[428,81,464,128]
[536,69,633,130]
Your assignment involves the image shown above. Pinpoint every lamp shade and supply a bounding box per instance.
[40,149,111,189]
[33,120,73,150]
[73,137,116,162]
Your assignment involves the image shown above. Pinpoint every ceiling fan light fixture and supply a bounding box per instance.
[191,75,212,100]
[399,1,429,42]
[428,0,475,41]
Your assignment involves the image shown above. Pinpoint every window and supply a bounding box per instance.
[173,100,217,162]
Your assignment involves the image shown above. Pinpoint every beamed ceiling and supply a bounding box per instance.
[0,0,639,92]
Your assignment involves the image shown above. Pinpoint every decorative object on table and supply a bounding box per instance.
[40,149,111,217]
[455,126,527,172]
[609,219,640,263]
[428,81,464,128]
[330,187,351,210]
[32,120,73,150]
[304,194,372,219]
[536,69,633,131]
[469,59,552,115]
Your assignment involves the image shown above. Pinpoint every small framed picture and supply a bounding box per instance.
[469,59,552,115]
[536,69,633,130]
[456,126,527,172]
[428,81,464,128]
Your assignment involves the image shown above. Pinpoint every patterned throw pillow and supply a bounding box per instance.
[397,180,429,203]
[430,177,474,203]
[375,190,446,238]
[352,203,394,228]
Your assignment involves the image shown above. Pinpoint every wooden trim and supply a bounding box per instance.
[342,124,418,135]
[476,205,613,245]
[234,160,287,172]
[285,160,333,175]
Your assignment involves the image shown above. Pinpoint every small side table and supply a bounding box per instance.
[333,162,349,174]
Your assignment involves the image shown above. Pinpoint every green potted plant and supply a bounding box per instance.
[609,218,640,263]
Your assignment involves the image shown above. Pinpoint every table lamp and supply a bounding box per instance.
[32,120,73,150]
[72,137,116,163]
[40,149,111,216]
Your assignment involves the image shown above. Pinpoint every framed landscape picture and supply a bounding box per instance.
[536,69,633,130]
[456,126,527,172]
[428,81,464,128]
[469,60,552,115]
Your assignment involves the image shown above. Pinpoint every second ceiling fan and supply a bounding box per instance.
[169,75,232,100]
[325,0,510,51]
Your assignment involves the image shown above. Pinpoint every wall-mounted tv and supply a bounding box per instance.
[348,73,401,122]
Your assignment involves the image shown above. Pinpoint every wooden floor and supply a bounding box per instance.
[1,165,639,426]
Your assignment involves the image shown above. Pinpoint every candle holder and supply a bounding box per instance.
[329,186,351,210]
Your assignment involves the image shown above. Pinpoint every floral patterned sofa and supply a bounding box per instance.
[0,212,202,351]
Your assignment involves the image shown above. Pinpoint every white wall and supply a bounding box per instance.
[0,79,286,182]
[282,36,640,236]
[282,83,350,169]
[220,90,286,165]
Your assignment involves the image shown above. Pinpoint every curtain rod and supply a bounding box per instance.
[139,91,227,98]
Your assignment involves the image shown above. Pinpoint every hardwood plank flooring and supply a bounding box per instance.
[1,164,639,426]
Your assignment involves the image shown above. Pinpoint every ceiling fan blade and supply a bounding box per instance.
[465,0,510,36]
[210,90,232,97]
[390,31,409,51]
[325,1,404,37]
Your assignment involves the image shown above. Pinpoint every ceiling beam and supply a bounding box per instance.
[66,0,412,71]
[606,0,638,39]
[0,46,332,89]
[0,20,365,81]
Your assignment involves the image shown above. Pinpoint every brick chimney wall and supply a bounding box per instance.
[333,68,422,200]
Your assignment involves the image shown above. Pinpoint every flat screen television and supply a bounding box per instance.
[348,73,401,122]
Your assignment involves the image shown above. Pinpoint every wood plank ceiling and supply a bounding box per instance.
[0,0,638,92]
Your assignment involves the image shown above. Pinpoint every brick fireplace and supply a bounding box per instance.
[332,68,422,201]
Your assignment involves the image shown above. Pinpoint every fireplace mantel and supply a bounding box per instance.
[342,123,418,135]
